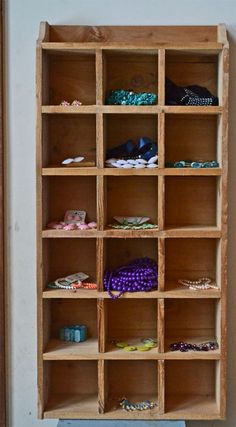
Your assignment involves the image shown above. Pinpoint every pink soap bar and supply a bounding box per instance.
[63,223,77,231]
[78,224,89,230]
[88,221,97,229]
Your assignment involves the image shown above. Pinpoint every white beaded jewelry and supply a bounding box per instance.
[178,277,218,291]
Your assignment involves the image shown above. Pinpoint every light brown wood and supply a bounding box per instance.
[37,23,228,421]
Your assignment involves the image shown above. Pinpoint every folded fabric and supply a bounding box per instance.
[165,78,218,106]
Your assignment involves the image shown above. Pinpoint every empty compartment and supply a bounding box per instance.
[165,299,220,352]
[105,51,158,104]
[44,360,98,416]
[165,360,220,417]
[106,360,158,414]
[106,176,158,226]
[42,114,96,167]
[105,299,158,352]
[165,114,220,165]
[165,176,218,228]
[42,176,97,228]
[166,51,219,104]
[42,238,97,290]
[43,298,98,356]
[42,51,96,105]
[104,114,158,165]
[165,238,219,292]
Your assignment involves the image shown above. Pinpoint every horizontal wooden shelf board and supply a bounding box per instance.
[42,289,221,299]
[164,226,221,238]
[41,42,224,52]
[43,339,99,360]
[164,395,220,420]
[44,393,99,419]
[42,167,222,177]
[42,227,221,239]
[164,106,222,114]
[42,106,97,114]
[41,105,223,115]
[44,394,221,420]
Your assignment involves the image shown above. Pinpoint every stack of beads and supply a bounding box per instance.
[59,325,87,343]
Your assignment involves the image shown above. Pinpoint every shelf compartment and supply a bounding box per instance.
[43,298,98,357]
[42,176,97,228]
[44,360,98,417]
[165,176,218,228]
[165,238,220,292]
[165,114,219,165]
[165,299,220,355]
[165,51,219,104]
[42,51,96,105]
[104,51,158,105]
[104,298,158,353]
[106,176,158,226]
[104,114,158,167]
[104,360,159,415]
[42,238,97,290]
[42,114,96,167]
[165,360,220,418]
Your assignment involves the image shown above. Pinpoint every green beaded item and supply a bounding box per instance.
[106,89,157,105]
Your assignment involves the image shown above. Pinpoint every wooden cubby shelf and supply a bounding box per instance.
[37,23,228,420]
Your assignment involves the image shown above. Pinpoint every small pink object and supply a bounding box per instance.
[78,224,89,230]
[63,223,77,231]
[47,221,58,229]
[88,221,97,229]
[71,99,82,106]
[53,223,64,230]
[60,100,70,106]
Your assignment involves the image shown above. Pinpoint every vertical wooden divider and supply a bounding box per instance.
[158,238,165,291]
[158,49,165,106]
[158,360,165,415]
[98,299,107,353]
[98,359,108,414]
[158,299,165,353]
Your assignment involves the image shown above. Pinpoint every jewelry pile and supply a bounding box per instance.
[178,277,218,291]
[106,89,157,106]
[119,397,157,412]
[166,160,219,168]
[106,137,158,168]
[113,338,157,352]
[170,340,219,352]
[60,99,82,106]
[47,210,97,231]
[47,272,97,291]
[104,257,158,299]
[106,155,158,169]
[62,156,95,167]
[108,216,158,230]
[60,325,87,343]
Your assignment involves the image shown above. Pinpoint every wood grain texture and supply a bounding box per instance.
[37,23,228,421]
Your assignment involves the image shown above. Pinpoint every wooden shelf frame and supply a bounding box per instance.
[36,23,228,420]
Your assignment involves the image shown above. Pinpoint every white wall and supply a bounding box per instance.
[6,1,236,426]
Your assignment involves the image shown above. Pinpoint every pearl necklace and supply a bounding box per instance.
[178,277,218,291]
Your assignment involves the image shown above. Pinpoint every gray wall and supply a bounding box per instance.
[6,0,236,426]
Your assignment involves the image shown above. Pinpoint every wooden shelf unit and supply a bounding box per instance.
[36,23,228,420]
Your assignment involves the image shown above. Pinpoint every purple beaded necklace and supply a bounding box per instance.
[104,257,158,299]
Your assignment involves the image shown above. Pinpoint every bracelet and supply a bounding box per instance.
[178,277,218,291]
[60,325,87,343]
[170,340,219,352]
[119,397,157,411]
